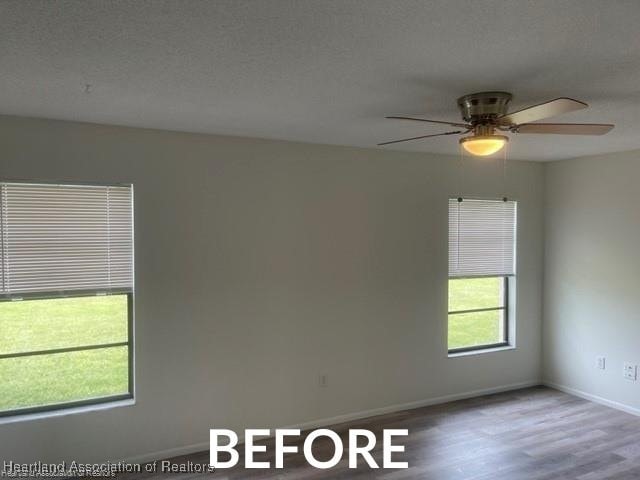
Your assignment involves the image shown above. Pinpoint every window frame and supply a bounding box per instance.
[0,180,134,418]
[447,275,511,354]
[0,290,134,418]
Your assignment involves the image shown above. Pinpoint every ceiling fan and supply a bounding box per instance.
[378,92,614,156]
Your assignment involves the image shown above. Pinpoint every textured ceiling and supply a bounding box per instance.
[1,0,640,161]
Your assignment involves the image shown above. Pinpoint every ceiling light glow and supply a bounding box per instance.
[459,135,508,156]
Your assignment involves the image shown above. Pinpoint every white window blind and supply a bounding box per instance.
[448,198,516,278]
[0,182,133,297]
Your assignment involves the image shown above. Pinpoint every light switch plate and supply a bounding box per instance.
[596,356,606,370]
[623,363,637,381]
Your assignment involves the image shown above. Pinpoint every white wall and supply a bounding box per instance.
[543,150,640,413]
[0,115,544,463]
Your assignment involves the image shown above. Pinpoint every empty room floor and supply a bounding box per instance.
[118,387,640,479]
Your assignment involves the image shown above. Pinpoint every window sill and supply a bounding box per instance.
[0,398,135,425]
[448,345,515,358]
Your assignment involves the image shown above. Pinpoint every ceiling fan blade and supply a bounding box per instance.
[515,123,614,135]
[386,116,470,128]
[499,97,588,126]
[377,130,463,146]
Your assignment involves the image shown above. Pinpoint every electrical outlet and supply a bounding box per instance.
[318,374,328,388]
[623,363,637,381]
[596,356,606,370]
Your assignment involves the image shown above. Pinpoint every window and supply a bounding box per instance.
[0,182,133,416]
[448,198,516,353]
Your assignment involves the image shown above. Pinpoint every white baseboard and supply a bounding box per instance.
[124,442,212,465]
[125,380,640,465]
[544,380,640,417]
[286,380,541,432]
[122,379,540,464]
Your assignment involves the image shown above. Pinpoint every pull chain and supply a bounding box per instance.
[458,143,465,202]
[502,141,508,201]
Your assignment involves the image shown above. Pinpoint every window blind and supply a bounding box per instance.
[448,198,516,278]
[0,182,133,297]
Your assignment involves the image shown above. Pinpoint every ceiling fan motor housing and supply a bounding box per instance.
[457,91,512,123]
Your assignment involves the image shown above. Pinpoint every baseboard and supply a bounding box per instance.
[285,380,541,432]
[122,379,540,464]
[544,380,640,417]
[124,442,212,465]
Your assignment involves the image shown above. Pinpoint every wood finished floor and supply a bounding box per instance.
[119,387,640,479]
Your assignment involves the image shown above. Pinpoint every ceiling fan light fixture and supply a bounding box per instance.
[459,135,508,156]
[380,92,612,151]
